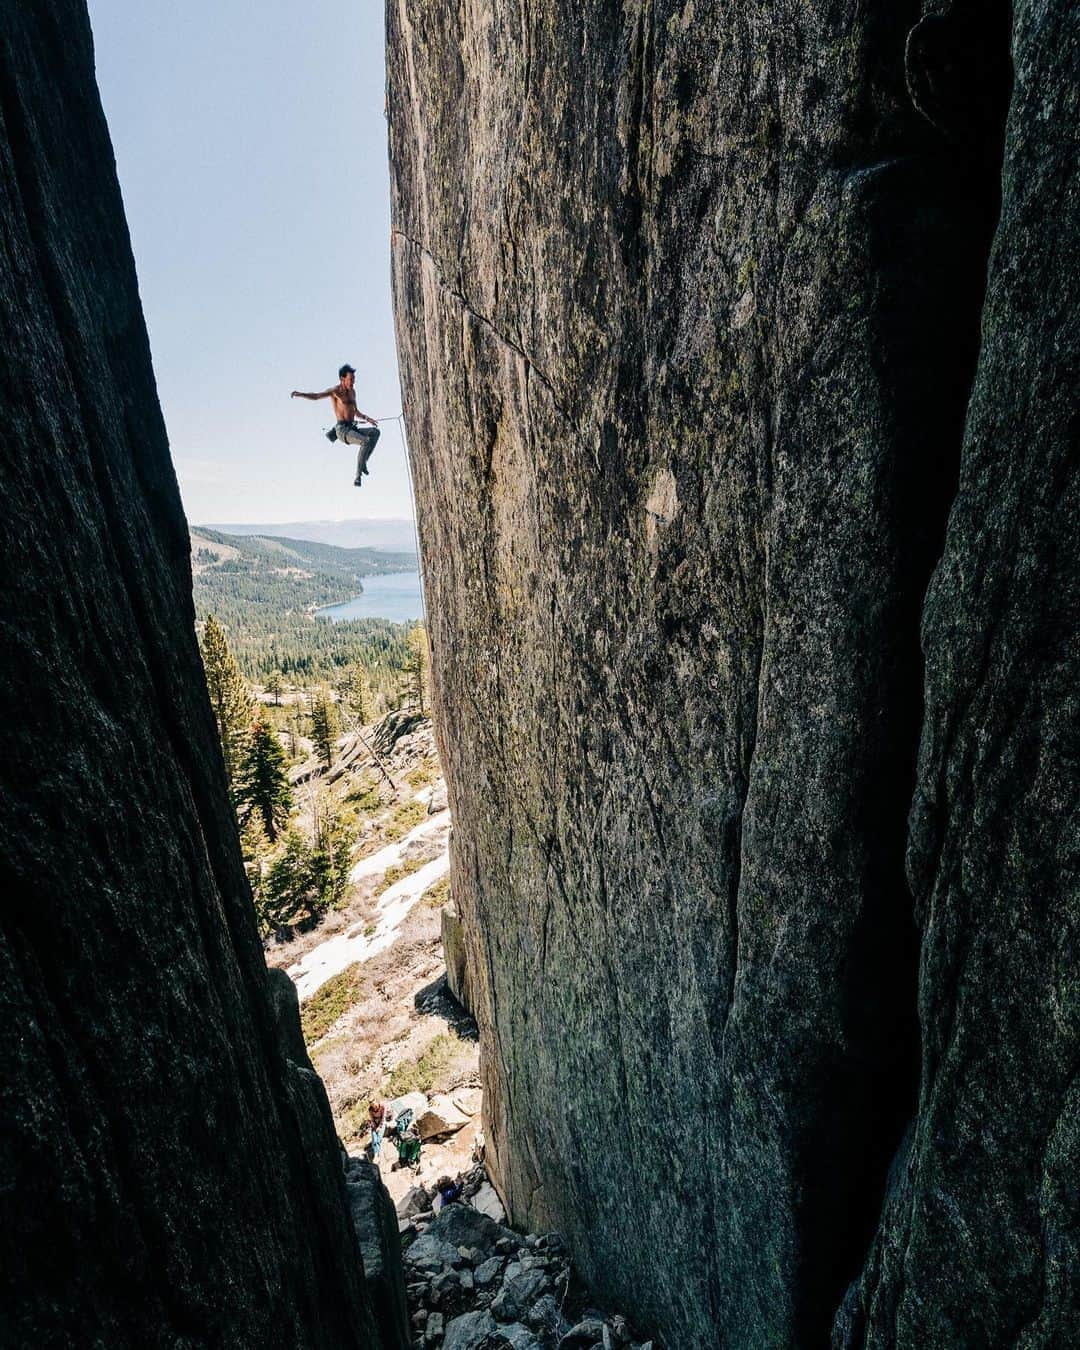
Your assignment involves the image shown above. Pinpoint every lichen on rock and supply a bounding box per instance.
[388,0,1077,1346]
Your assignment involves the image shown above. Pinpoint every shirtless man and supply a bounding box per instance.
[291,364,380,486]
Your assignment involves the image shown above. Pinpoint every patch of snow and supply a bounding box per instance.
[350,809,451,883]
[290,850,451,1002]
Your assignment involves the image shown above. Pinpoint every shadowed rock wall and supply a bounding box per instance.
[0,5,388,1344]
[388,0,1076,1345]
[836,3,1079,1343]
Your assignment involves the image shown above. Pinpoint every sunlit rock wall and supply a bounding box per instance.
[390,0,1077,1345]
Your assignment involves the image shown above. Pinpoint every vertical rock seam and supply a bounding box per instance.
[388,0,1075,1346]
[0,5,386,1345]
[837,2,1079,1344]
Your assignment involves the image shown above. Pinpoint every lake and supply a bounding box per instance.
[316,571,424,624]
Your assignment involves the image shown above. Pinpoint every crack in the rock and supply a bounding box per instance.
[392,227,592,447]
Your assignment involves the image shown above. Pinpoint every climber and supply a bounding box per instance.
[434,1177,462,1211]
[368,1099,391,1162]
[291,364,380,486]
[395,1120,423,1173]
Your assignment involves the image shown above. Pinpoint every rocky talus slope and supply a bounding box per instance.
[399,1188,658,1350]
[388,0,1077,1346]
[0,4,399,1345]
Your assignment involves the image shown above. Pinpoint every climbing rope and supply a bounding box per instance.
[375,411,429,624]
[321,408,428,623]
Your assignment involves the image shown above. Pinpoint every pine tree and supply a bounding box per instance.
[310,793,355,912]
[200,614,253,787]
[235,719,293,841]
[402,621,431,715]
[265,670,284,706]
[260,829,317,932]
[286,711,302,760]
[310,687,339,768]
[340,663,372,725]
[255,796,355,936]
[239,811,270,921]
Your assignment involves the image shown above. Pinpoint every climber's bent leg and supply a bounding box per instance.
[356,426,379,478]
[336,422,381,486]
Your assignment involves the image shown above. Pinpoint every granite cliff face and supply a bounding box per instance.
[388,1,1076,1345]
[836,5,1079,1342]
[0,5,392,1344]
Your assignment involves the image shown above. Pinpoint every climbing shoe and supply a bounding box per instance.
[326,428,338,444]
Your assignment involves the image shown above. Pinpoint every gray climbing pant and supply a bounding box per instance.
[336,422,380,482]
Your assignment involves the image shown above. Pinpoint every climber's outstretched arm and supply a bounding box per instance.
[290,388,335,400]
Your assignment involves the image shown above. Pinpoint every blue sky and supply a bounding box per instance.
[87,0,412,523]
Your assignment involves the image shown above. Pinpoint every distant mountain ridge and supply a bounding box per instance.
[191,528,416,584]
[201,518,418,553]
